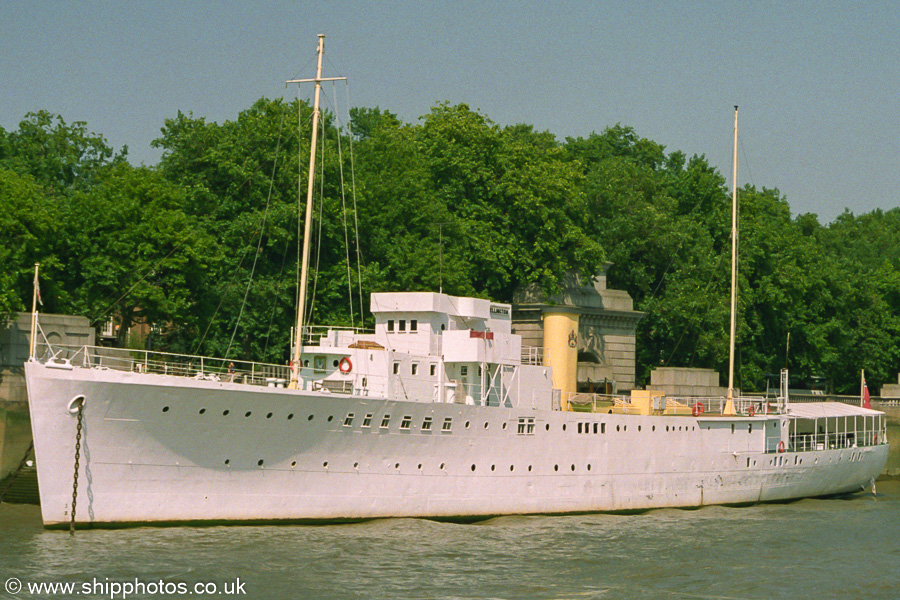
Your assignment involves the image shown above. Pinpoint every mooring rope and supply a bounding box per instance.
[70,400,84,536]
[0,440,34,503]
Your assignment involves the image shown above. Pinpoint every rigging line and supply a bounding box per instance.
[192,243,252,355]
[331,81,356,327]
[93,125,287,324]
[345,82,366,326]
[224,108,287,359]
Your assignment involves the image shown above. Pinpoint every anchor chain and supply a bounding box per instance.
[70,400,84,536]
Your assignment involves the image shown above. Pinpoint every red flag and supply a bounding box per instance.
[863,381,871,410]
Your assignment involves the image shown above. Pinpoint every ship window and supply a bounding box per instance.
[400,415,412,429]
[577,423,583,434]
[225,459,230,465]
[162,406,169,412]
[399,319,406,332]
[258,460,264,466]
[471,464,476,471]
[362,413,372,428]
[245,411,252,417]
[381,415,391,428]
[266,412,273,419]
[601,423,606,434]
[749,424,753,433]
[593,423,598,434]
[461,366,468,376]
[430,364,437,376]
[554,465,559,471]
[199,408,206,415]
[411,319,417,331]
[442,417,453,431]
[343,413,354,427]
[518,417,535,435]
[287,413,294,420]
[422,416,433,431]
[332,359,339,368]
[387,319,395,332]
[291,461,297,468]
[731,424,735,434]
[393,362,399,375]
[412,363,419,376]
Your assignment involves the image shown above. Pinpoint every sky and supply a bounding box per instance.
[1,1,897,224]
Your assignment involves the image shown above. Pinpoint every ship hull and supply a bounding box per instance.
[26,362,889,527]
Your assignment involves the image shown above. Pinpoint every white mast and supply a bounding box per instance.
[725,106,739,412]
[286,34,346,389]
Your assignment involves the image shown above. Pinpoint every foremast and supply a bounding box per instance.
[725,106,739,415]
[286,34,346,389]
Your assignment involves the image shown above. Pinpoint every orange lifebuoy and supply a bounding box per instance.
[339,357,352,373]
[778,441,786,453]
[692,402,704,417]
[748,405,755,417]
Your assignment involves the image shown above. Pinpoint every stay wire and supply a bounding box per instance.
[223,107,287,359]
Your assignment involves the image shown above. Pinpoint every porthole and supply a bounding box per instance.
[257,459,264,466]
[617,425,621,432]
[471,464,476,471]
[638,425,641,432]
[395,463,400,469]
[332,359,339,368]
[587,464,592,471]
[624,426,627,432]
[308,415,314,421]
[510,465,515,471]
[465,421,471,429]
[266,412,273,419]
[224,459,230,465]
[327,415,334,422]
[418,463,423,470]
[199,408,206,415]
[502,422,507,430]
[554,465,559,471]
[546,424,550,431]
[491,465,495,471]
[562,424,567,431]
[223,410,230,416]
[652,425,656,431]
[665,426,669,432]
[354,462,359,469]
[287,413,294,420]
[162,406,170,412]
[484,422,489,429]
[245,411,252,417]
[291,461,297,468]
[528,465,533,472]
[440,463,446,470]
[570,464,575,471]
[323,461,329,469]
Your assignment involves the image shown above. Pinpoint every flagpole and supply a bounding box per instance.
[29,263,40,360]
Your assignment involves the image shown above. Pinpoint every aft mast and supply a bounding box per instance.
[286,34,346,389]
[725,106,739,414]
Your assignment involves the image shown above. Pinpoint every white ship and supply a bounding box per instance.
[24,38,889,528]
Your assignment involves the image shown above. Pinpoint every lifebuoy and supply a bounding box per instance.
[748,405,755,417]
[778,441,786,453]
[692,402,704,417]
[338,357,352,373]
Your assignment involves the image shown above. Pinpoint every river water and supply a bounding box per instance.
[2,481,899,600]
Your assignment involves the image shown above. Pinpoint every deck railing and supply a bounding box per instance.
[34,342,291,387]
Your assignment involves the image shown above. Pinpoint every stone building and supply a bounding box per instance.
[511,267,644,397]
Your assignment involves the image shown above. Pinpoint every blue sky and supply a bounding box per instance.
[2,1,897,224]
